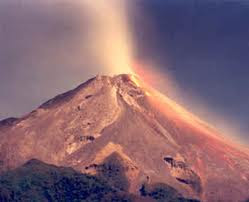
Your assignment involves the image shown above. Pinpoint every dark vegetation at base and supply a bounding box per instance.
[0,156,201,202]
[139,183,200,202]
[96,153,130,192]
[0,159,132,202]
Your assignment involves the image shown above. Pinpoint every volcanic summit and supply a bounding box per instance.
[0,74,249,202]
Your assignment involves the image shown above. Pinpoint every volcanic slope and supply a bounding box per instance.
[0,74,249,202]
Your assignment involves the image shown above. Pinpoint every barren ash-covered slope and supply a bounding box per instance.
[0,74,249,202]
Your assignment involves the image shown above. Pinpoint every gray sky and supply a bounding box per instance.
[0,1,123,119]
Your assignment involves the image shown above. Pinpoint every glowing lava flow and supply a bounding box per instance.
[130,72,249,170]
[130,65,242,149]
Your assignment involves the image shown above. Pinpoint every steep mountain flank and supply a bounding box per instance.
[0,74,248,201]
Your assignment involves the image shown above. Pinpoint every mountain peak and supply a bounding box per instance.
[37,73,149,112]
[92,73,146,90]
[0,74,249,201]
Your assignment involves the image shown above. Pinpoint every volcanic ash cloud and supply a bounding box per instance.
[80,0,134,75]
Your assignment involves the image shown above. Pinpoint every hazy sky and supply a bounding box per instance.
[0,0,249,144]
[133,0,249,144]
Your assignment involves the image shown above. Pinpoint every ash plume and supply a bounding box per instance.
[0,0,134,119]
[79,0,134,75]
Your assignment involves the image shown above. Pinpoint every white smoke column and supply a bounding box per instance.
[80,0,134,75]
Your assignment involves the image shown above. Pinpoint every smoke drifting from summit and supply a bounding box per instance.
[0,0,134,119]
[80,0,134,75]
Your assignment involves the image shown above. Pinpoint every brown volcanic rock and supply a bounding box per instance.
[0,74,249,201]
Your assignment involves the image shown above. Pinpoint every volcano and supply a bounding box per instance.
[0,74,248,202]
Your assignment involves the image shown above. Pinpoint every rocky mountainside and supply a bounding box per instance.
[0,74,249,202]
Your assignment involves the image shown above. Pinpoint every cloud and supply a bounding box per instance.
[78,0,134,74]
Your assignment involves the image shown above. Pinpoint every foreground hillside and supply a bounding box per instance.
[0,159,199,202]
